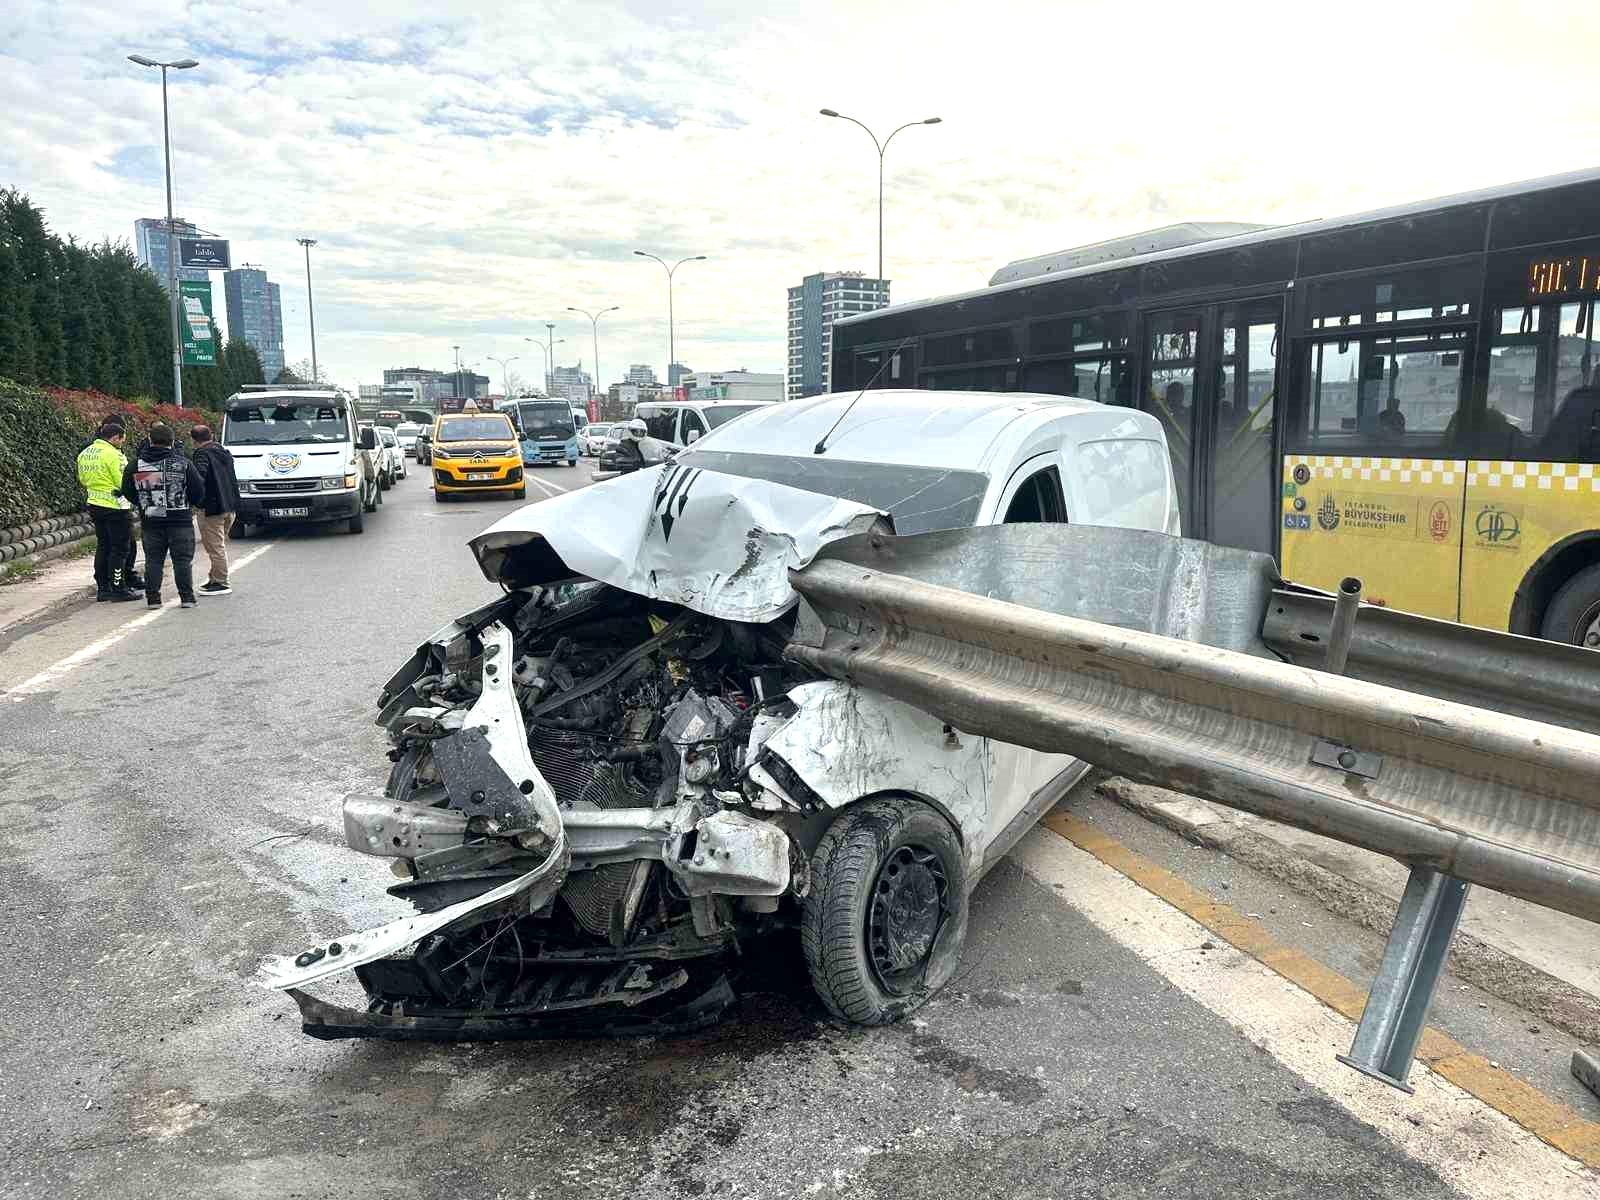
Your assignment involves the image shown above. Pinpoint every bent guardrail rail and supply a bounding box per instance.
[785,524,1600,1090]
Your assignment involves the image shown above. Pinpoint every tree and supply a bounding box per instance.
[92,241,152,398]
[273,365,305,385]
[0,189,66,386]
[222,337,264,396]
[58,239,115,392]
[0,235,34,382]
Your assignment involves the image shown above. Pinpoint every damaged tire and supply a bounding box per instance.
[801,796,966,1025]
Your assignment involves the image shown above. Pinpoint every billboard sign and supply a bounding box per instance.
[179,280,217,367]
[177,237,231,270]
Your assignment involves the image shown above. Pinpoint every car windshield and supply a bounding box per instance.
[507,404,576,440]
[703,404,764,428]
[395,424,421,437]
[224,403,349,445]
[379,429,396,445]
[588,423,611,436]
[438,417,515,442]
[675,449,989,535]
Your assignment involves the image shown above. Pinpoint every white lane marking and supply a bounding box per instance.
[4,542,275,701]
[523,471,567,497]
[1012,828,1597,1196]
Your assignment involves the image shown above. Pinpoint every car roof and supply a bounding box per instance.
[640,398,776,411]
[695,389,1106,472]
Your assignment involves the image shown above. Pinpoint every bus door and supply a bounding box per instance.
[1143,297,1281,554]
[1282,304,1475,620]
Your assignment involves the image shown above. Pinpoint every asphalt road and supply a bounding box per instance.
[1,461,1594,1199]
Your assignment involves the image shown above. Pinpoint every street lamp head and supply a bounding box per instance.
[690,256,707,262]
[633,250,651,258]
[127,54,158,67]
[297,237,317,248]
[819,108,840,118]
[171,59,199,69]
[923,117,943,125]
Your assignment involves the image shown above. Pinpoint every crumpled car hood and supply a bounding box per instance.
[470,463,886,622]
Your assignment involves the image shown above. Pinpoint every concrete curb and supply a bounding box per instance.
[1096,775,1600,1047]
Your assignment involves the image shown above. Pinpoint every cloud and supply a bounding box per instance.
[5,0,1599,391]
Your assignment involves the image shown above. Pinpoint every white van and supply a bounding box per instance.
[222,387,383,536]
[634,398,775,446]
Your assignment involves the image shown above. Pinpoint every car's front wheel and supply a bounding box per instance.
[800,797,967,1025]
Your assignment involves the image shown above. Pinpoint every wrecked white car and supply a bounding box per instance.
[260,390,1178,1039]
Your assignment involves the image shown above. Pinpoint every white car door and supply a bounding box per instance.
[980,452,1081,849]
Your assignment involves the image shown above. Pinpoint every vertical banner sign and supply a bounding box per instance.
[179,280,216,367]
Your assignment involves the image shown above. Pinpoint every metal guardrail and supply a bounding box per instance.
[786,525,1600,1089]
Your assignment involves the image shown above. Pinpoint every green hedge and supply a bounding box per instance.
[0,378,209,529]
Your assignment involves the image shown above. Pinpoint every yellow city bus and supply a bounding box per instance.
[831,168,1600,645]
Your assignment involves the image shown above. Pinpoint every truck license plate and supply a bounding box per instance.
[467,473,493,481]
[268,506,310,518]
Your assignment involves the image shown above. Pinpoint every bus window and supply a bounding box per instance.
[1483,300,1598,458]
[1145,311,1199,525]
[1021,357,1131,405]
[1301,331,1467,454]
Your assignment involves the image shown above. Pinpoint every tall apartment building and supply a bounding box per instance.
[786,271,890,399]
[223,266,286,382]
[134,217,210,292]
[625,364,658,386]
[549,363,593,406]
[667,362,691,387]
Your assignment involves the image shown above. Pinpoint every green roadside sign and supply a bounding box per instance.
[180,280,217,367]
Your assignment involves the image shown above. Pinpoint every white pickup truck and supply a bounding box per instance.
[262,390,1179,1038]
[222,388,383,536]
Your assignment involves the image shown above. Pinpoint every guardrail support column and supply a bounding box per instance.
[1337,867,1470,1092]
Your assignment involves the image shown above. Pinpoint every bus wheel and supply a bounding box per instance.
[1540,563,1600,647]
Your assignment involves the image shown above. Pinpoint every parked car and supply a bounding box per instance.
[395,422,423,456]
[377,425,406,484]
[580,421,612,456]
[262,390,1178,1039]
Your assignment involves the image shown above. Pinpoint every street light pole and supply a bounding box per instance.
[819,109,942,282]
[296,237,318,381]
[487,355,518,403]
[632,252,705,385]
[127,54,199,407]
[523,334,564,395]
[567,305,619,417]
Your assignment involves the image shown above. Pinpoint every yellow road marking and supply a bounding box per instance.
[1043,810,1600,1168]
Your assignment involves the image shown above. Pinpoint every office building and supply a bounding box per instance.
[549,363,593,406]
[625,364,658,387]
[134,217,210,292]
[667,362,691,387]
[223,266,286,382]
[786,271,890,399]
[682,370,784,403]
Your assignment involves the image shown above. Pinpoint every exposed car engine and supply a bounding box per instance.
[273,582,822,1040]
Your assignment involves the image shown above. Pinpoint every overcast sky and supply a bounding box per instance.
[6,1,1598,393]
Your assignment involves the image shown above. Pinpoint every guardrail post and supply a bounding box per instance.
[1319,575,1472,1091]
[1336,866,1470,1092]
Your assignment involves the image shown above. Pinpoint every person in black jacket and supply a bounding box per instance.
[121,424,207,609]
[189,424,240,596]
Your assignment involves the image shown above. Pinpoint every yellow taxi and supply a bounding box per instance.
[430,409,525,502]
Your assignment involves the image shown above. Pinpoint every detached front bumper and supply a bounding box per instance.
[237,489,360,525]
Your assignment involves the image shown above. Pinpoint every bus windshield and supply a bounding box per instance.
[224,403,349,445]
[509,403,576,440]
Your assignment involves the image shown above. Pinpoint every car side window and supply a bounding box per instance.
[681,411,707,441]
[1003,466,1068,524]
[643,408,677,442]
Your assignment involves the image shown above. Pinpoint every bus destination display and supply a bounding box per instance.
[1528,251,1600,298]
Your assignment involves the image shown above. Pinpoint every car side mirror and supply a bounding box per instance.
[358,428,377,450]
[686,428,701,444]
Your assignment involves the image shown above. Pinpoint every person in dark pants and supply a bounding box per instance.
[121,424,206,609]
[76,422,140,601]
[189,424,240,595]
